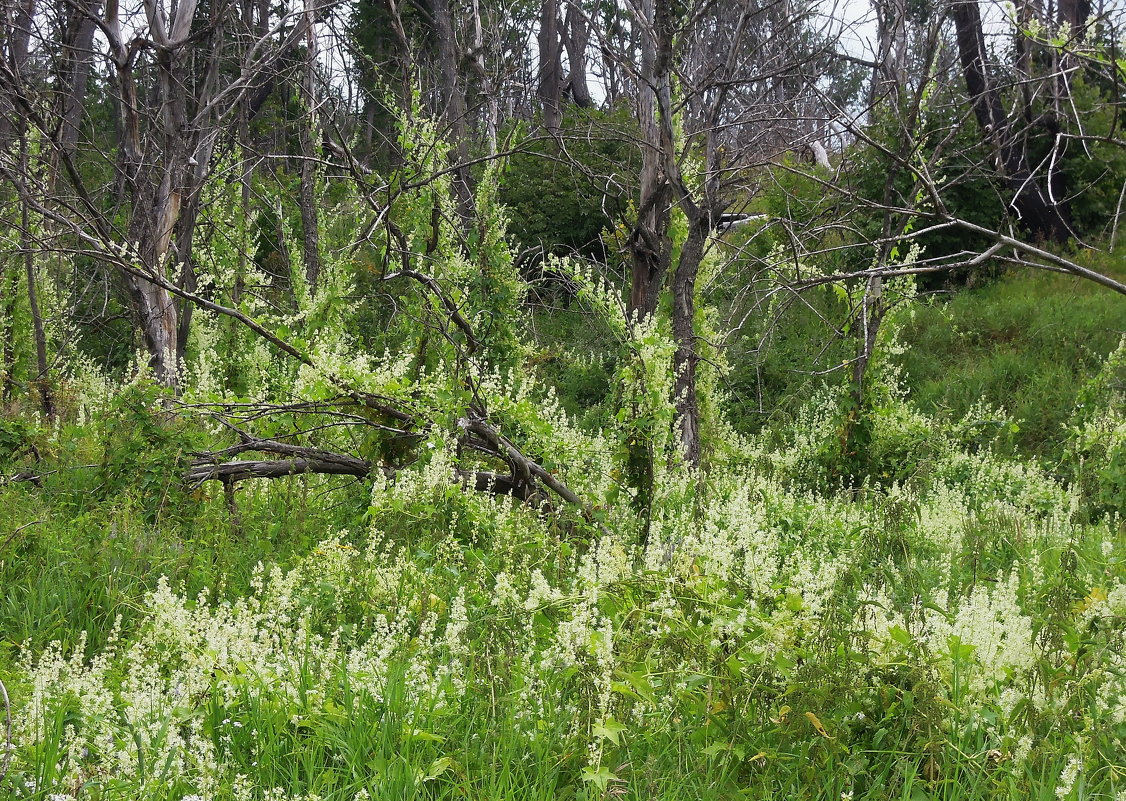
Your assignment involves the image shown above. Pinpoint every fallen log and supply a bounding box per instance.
[187,449,543,504]
[186,457,370,484]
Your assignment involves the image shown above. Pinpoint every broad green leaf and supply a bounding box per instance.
[592,716,627,745]
[424,756,453,781]
[580,765,619,792]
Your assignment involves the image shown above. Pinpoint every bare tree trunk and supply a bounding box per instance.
[2,0,50,413]
[470,0,498,154]
[384,0,413,127]
[20,137,52,417]
[538,0,563,135]
[850,274,884,408]
[432,0,472,218]
[298,0,322,291]
[1,259,15,404]
[869,0,908,107]
[1049,0,1090,230]
[952,0,1072,241]
[670,217,707,466]
[105,0,208,389]
[0,0,33,404]
[174,6,224,366]
[237,0,256,309]
[56,0,98,160]
[0,0,33,149]
[628,0,671,319]
[564,0,592,108]
[125,194,181,388]
[1014,0,1040,125]
[1057,0,1090,31]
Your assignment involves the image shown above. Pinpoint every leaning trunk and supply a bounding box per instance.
[564,1,593,108]
[951,0,1071,241]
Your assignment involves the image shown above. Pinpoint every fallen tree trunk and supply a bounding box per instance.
[187,458,370,484]
[188,456,542,504]
[187,430,551,507]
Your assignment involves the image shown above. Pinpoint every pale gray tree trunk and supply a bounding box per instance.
[106,0,205,389]
[470,0,498,154]
[869,0,908,107]
[298,0,322,292]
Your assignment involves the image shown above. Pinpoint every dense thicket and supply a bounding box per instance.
[0,0,1124,798]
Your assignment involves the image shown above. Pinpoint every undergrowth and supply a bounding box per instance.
[1,325,1124,801]
[0,189,1124,800]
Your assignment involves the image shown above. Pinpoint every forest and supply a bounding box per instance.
[0,0,1123,797]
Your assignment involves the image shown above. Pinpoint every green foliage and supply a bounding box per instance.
[1058,77,1126,238]
[6,403,1126,800]
[0,416,39,463]
[94,379,198,521]
[4,103,1126,801]
[1066,337,1126,518]
[898,261,1126,465]
[500,107,640,266]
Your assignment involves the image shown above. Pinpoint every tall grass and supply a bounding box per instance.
[1,262,1124,801]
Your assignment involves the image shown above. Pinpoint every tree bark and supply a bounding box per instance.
[0,261,14,404]
[951,0,1072,241]
[470,0,498,154]
[538,0,563,135]
[105,0,213,389]
[20,138,52,418]
[298,0,322,292]
[628,0,672,320]
[56,0,98,160]
[0,0,34,149]
[1057,0,1090,31]
[564,1,592,108]
[670,217,708,466]
[432,0,473,218]
[869,0,908,108]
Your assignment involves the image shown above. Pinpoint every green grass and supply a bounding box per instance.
[0,256,1124,801]
[723,253,1125,470]
[899,261,1126,465]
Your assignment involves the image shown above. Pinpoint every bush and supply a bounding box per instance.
[500,107,640,270]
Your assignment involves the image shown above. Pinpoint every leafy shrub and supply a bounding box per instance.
[0,417,40,465]
[1067,338,1126,519]
[95,379,198,521]
[500,107,639,269]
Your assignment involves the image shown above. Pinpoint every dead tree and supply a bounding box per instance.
[0,0,337,390]
[298,0,323,292]
[951,0,1073,240]
[538,0,564,136]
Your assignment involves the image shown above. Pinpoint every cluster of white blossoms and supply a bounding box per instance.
[926,572,1037,698]
[12,342,1126,799]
